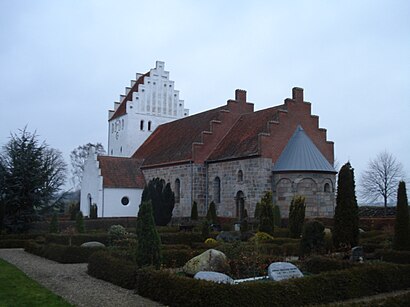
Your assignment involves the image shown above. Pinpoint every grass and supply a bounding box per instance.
[0,258,73,307]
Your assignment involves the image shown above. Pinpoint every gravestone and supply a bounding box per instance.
[267,262,303,281]
[81,241,106,248]
[350,246,364,262]
[194,271,234,284]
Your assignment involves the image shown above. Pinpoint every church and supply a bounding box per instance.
[80,61,336,219]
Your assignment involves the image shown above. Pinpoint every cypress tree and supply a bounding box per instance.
[333,162,359,249]
[75,211,85,233]
[289,195,306,238]
[206,201,218,224]
[273,205,281,227]
[259,192,275,235]
[393,181,409,250]
[136,200,162,269]
[49,213,59,233]
[190,201,198,220]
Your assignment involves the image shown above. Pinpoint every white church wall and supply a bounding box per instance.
[80,151,103,217]
[102,188,142,217]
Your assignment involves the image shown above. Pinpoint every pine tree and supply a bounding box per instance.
[142,178,175,226]
[206,201,218,224]
[49,213,59,233]
[393,181,409,250]
[333,162,359,248]
[75,211,85,233]
[136,200,162,269]
[289,195,306,238]
[259,192,275,236]
[190,201,198,220]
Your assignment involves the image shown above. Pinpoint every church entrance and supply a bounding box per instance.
[235,191,245,220]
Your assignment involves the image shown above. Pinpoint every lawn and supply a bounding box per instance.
[0,258,73,307]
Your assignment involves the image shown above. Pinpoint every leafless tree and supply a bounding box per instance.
[360,151,405,214]
[70,143,105,189]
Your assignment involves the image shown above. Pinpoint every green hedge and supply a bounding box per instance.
[160,233,204,246]
[87,250,136,289]
[336,291,410,306]
[376,250,410,264]
[25,241,104,263]
[45,233,109,246]
[0,239,29,248]
[135,264,410,307]
[300,256,356,274]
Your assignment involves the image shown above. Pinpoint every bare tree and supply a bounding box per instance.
[70,143,105,189]
[360,151,405,214]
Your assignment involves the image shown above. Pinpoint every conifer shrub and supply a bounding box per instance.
[258,192,275,235]
[273,205,281,227]
[89,204,98,219]
[288,195,306,238]
[299,220,325,256]
[136,200,162,269]
[393,181,409,250]
[333,162,359,249]
[75,211,85,233]
[206,201,218,224]
[108,224,128,246]
[201,220,210,239]
[49,213,59,233]
[190,201,198,220]
[240,209,249,232]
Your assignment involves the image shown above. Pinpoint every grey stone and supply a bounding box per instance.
[267,262,303,281]
[183,249,230,276]
[216,231,241,243]
[194,271,234,284]
[350,246,364,262]
[81,241,106,248]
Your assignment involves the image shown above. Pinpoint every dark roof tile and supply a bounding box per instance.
[97,156,145,188]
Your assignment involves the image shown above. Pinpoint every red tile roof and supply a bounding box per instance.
[97,156,145,188]
[109,72,150,121]
[132,106,228,166]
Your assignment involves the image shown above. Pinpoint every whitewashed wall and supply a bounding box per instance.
[80,150,103,217]
[102,188,142,217]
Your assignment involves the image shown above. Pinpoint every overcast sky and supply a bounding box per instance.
[1,0,409,197]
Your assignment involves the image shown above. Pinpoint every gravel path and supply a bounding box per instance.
[0,249,163,307]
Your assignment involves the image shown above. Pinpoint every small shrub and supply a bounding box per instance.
[108,225,128,246]
[300,256,356,274]
[206,201,218,224]
[299,220,325,256]
[89,203,98,219]
[288,195,305,238]
[375,249,410,264]
[273,205,281,227]
[258,192,275,235]
[69,202,80,220]
[204,238,218,245]
[201,220,210,239]
[250,231,274,244]
[191,201,198,221]
[75,211,85,233]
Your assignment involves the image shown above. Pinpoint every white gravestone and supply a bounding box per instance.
[194,271,234,284]
[267,262,303,281]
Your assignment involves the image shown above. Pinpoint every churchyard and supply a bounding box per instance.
[1,213,410,306]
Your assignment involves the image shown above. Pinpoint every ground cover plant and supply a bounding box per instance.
[0,258,72,307]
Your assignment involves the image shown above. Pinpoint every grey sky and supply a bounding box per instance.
[1,0,409,197]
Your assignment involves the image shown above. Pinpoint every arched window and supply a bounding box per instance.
[237,170,243,182]
[213,177,221,203]
[140,120,144,131]
[121,119,124,130]
[324,183,331,193]
[175,178,180,203]
[148,121,152,131]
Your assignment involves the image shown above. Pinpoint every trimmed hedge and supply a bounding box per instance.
[0,239,30,248]
[375,250,410,264]
[45,233,109,246]
[337,291,410,306]
[25,241,104,263]
[87,250,136,289]
[300,256,356,274]
[135,264,410,307]
[160,232,205,246]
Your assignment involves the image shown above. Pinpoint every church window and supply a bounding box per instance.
[324,183,331,193]
[141,89,145,92]
[214,177,221,203]
[175,179,181,203]
[110,149,113,155]
[164,84,167,87]
[120,146,122,153]
[121,119,124,129]
[121,196,129,206]
[140,120,144,131]
[169,84,172,87]
[153,82,156,85]
[237,170,243,182]
[148,121,152,131]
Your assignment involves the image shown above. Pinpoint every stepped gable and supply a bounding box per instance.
[132,106,229,167]
[272,125,336,173]
[97,156,145,188]
[109,72,150,120]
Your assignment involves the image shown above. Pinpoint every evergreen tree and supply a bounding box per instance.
[273,205,281,227]
[206,201,218,224]
[201,220,210,239]
[49,213,59,233]
[299,220,325,256]
[136,200,162,269]
[254,202,262,219]
[393,181,409,250]
[142,178,175,226]
[259,192,275,236]
[75,211,85,233]
[89,204,98,219]
[289,195,306,238]
[333,162,359,248]
[190,201,198,220]
[241,209,249,232]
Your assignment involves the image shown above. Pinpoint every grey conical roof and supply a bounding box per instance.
[272,125,336,173]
